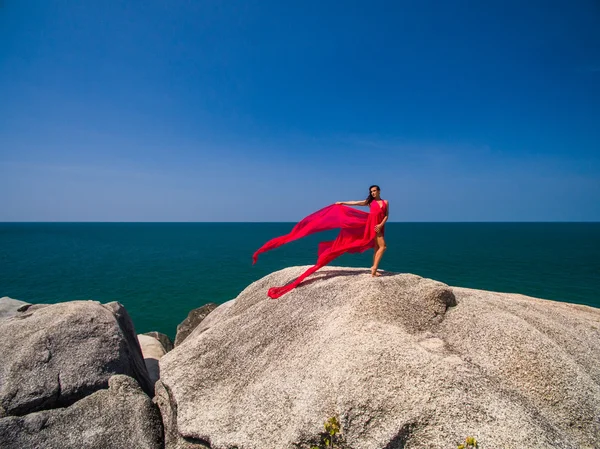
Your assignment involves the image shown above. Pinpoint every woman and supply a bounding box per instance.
[253,185,389,298]
[336,184,389,277]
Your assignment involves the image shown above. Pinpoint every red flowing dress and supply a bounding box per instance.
[253,200,388,298]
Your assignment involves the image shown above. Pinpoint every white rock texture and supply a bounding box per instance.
[144,331,175,352]
[0,296,30,319]
[156,266,600,449]
[139,334,168,391]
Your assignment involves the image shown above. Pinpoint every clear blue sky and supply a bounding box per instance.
[1,1,598,221]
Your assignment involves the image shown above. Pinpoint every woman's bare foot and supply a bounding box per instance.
[370,267,382,277]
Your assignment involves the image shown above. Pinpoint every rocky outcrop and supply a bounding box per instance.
[157,266,600,449]
[0,375,163,449]
[144,331,174,352]
[0,297,30,319]
[0,300,152,416]
[0,300,161,448]
[174,303,218,347]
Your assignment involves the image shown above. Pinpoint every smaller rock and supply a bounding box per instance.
[0,300,153,417]
[143,331,174,352]
[0,297,31,319]
[174,303,218,347]
[138,335,167,392]
[0,375,163,449]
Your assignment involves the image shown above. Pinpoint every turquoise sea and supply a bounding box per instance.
[1,223,599,339]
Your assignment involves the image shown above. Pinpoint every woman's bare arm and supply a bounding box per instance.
[336,200,368,206]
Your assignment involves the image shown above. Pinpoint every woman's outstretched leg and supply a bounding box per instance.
[371,241,379,274]
[371,234,386,276]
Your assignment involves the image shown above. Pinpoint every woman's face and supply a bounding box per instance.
[370,187,380,198]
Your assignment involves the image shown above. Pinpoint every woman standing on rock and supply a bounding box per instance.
[253,185,390,298]
[336,184,389,277]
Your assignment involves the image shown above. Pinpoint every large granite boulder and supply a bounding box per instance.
[0,297,30,320]
[0,374,163,449]
[174,303,218,347]
[0,300,152,417]
[0,300,162,448]
[156,266,600,449]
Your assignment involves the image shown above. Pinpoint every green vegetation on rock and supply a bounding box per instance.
[457,435,479,449]
[310,416,345,449]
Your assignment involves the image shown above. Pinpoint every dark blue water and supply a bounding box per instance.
[1,223,598,338]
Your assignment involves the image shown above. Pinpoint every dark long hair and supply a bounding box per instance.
[366,185,380,205]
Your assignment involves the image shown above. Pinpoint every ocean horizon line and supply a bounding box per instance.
[1,221,599,224]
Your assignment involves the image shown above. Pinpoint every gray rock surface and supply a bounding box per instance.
[144,331,175,352]
[157,266,600,449]
[154,380,210,449]
[0,374,163,449]
[174,303,218,347]
[0,300,153,416]
[138,334,167,392]
[0,297,30,319]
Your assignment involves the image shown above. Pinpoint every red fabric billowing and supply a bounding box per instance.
[253,201,388,298]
